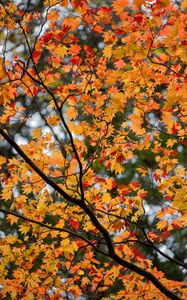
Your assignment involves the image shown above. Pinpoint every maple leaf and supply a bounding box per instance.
[69,219,80,230]
[112,0,129,14]
[1,188,12,201]
[71,0,88,13]
[103,44,113,59]
[0,1,186,300]
[6,215,18,225]
[19,224,30,235]
[54,45,67,57]
[69,44,81,56]
[156,219,168,231]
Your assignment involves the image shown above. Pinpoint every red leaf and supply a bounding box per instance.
[70,57,80,64]
[69,219,80,230]
[112,179,116,189]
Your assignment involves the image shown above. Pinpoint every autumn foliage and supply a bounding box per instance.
[0,0,187,299]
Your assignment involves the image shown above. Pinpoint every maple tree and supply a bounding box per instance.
[0,0,187,299]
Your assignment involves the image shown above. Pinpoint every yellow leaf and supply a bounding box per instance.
[181,0,187,10]
[176,167,185,177]
[13,270,25,282]
[54,45,67,57]
[47,115,59,125]
[173,188,187,210]
[103,45,113,59]
[112,0,129,14]
[6,215,18,225]
[19,224,30,235]
[166,139,176,147]
[47,9,60,21]
[67,106,78,120]
[0,155,6,166]
[44,276,54,284]
[128,114,145,135]
[56,219,65,228]
[83,220,94,231]
[156,219,167,231]
[59,232,69,239]
[1,188,12,201]
[8,157,20,166]
[6,235,18,244]
[0,86,11,105]
[63,16,81,31]
[28,276,40,288]
[32,128,42,138]
[45,0,68,6]
[82,276,90,286]
[110,266,120,279]
[73,124,84,135]
[102,192,111,203]
[26,293,35,300]
[113,47,125,59]
[136,167,148,176]
[111,161,124,174]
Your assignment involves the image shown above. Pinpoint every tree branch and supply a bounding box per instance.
[0,207,106,255]
[0,128,183,300]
